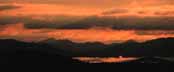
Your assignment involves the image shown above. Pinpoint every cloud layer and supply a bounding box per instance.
[102,8,129,15]
[0,0,174,43]
[0,16,174,30]
[0,23,174,43]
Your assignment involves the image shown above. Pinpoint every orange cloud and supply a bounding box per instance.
[0,23,50,42]
[0,4,104,16]
[1,2,174,17]
[101,5,174,17]
[48,28,174,44]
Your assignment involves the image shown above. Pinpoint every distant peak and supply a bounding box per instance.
[124,40,138,44]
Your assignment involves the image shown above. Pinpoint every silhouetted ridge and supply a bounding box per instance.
[41,37,174,57]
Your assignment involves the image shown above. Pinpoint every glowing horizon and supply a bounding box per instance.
[0,23,174,44]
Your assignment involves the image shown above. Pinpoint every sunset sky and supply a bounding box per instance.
[0,0,174,16]
[0,0,174,44]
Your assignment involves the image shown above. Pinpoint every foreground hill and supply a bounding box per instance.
[0,39,81,65]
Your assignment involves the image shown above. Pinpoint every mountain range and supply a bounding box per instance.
[41,37,174,57]
[0,37,174,64]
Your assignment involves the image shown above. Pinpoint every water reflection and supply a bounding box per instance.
[73,56,138,63]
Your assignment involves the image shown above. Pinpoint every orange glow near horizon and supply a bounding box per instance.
[0,23,174,44]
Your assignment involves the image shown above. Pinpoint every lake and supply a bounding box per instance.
[73,56,138,63]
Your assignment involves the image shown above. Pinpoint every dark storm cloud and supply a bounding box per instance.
[135,30,174,35]
[0,16,22,25]
[102,9,129,15]
[154,11,174,16]
[137,11,147,14]
[0,15,84,28]
[58,16,174,30]
[1,16,174,30]
[0,5,20,11]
